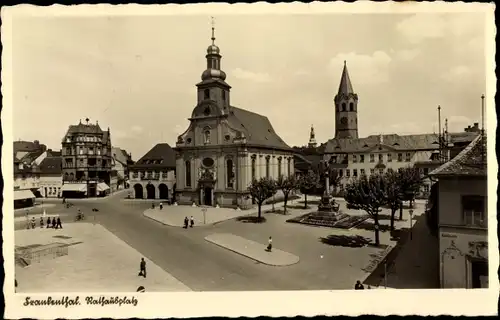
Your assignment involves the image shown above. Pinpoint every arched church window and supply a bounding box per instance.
[204,89,210,100]
[265,156,270,178]
[349,102,354,111]
[185,160,191,187]
[251,157,256,181]
[226,158,234,189]
[341,103,347,112]
[204,129,211,144]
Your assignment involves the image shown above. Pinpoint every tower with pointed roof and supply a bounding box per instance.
[308,124,317,148]
[334,61,359,139]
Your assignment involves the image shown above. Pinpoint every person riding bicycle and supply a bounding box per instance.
[77,209,84,220]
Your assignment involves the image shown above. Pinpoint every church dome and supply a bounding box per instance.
[201,68,226,81]
[207,44,220,55]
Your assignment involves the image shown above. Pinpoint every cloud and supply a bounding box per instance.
[231,68,272,83]
[395,48,420,61]
[441,65,472,82]
[329,51,392,85]
[131,125,143,134]
[113,130,129,139]
[397,14,484,44]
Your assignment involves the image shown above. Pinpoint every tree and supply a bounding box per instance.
[276,175,298,214]
[398,167,424,217]
[248,177,277,220]
[383,170,403,231]
[344,174,387,246]
[317,160,342,195]
[298,171,318,208]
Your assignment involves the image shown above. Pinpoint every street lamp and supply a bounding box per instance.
[409,209,414,240]
[202,208,207,225]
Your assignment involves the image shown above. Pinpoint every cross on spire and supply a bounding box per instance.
[211,16,216,45]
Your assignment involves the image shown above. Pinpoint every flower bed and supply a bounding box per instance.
[286,211,368,229]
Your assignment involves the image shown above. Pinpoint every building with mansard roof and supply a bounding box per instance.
[321,61,479,197]
[174,24,295,208]
[129,143,176,201]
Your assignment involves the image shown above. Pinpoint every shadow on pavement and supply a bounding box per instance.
[354,221,392,233]
[319,235,371,248]
[236,216,267,223]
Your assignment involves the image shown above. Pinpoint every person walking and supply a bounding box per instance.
[159,202,163,210]
[184,217,189,229]
[40,217,44,228]
[190,216,194,228]
[31,217,36,230]
[51,217,57,229]
[46,217,51,228]
[266,236,273,252]
[56,216,63,229]
[138,258,146,278]
[354,280,365,290]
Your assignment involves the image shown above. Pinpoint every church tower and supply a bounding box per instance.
[334,61,359,139]
[195,18,231,114]
[308,124,317,148]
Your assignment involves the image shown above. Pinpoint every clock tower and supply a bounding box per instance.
[334,61,359,139]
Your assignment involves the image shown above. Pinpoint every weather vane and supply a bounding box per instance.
[211,16,216,44]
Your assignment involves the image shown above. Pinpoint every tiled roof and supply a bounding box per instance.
[13,141,46,153]
[430,135,486,177]
[47,150,62,157]
[337,62,355,95]
[131,143,176,169]
[112,147,130,166]
[324,133,440,153]
[39,157,62,175]
[64,122,110,144]
[227,106,291,151]
[449,132,479,144]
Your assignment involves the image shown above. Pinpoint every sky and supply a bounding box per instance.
[10,10,489,160]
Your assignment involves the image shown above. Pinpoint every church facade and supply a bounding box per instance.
[174,26,294,209]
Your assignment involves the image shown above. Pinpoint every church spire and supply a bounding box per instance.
[308,124,317,148]
[338,60,355,95]
[211,16,216,45]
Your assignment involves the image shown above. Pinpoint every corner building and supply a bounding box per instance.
[174,26,294,208]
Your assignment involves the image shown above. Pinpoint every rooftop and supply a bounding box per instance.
[430,134,487,177]
[131,143,176,169]
[39,157,62,175]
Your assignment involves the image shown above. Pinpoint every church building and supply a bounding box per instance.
[174,23,295,208]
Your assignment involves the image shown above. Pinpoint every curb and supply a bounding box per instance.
[204,237,300,267]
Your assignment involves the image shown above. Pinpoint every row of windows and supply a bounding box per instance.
[330,152,412,164]
[132,171,169,179]
[462,195,487,228]
[45,187,61,195]
[184,157,293,188]
[339,102,355,112]
[65,136,103,143]
[337,167,429,178]
[65,147,104,156]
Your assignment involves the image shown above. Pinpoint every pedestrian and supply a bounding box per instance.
[51,217,57,229]
[152,203,155,209]
[354,280,365,290]
[266,236,273,252]
[40,217,44,228]
[367,285,371,289]
[159,202,163,210]
[184,216,189,229]
[56,216,62,229]
[62,197,66,204]
[46,217,51,228]
[190,216,194,228]
[31,217,36,230]
[138,258,146,278]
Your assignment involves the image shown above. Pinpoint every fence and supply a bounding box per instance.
[15,243,69,266]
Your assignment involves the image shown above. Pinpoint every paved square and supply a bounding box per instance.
[15,223,191,292]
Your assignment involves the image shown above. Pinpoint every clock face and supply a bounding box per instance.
[340,117,348,125]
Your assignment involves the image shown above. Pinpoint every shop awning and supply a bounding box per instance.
[97,182,110,192]
[14,189,36,201]
[61,183,87,192]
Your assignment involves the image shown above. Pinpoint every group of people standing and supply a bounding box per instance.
[27,215,62,229]
[183,216,194,228]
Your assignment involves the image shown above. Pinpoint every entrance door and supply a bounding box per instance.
[471,259,488,288]
[204,187,212,206]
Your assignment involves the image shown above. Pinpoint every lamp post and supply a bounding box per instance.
[409,209,414,240]
[202,208,207,225]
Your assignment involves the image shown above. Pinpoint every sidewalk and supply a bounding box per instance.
[143,195,306,227]
[15,223,191,292]
[14,203,56,213]
[205,233,300,266]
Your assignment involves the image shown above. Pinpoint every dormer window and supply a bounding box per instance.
[204,89,210,100]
